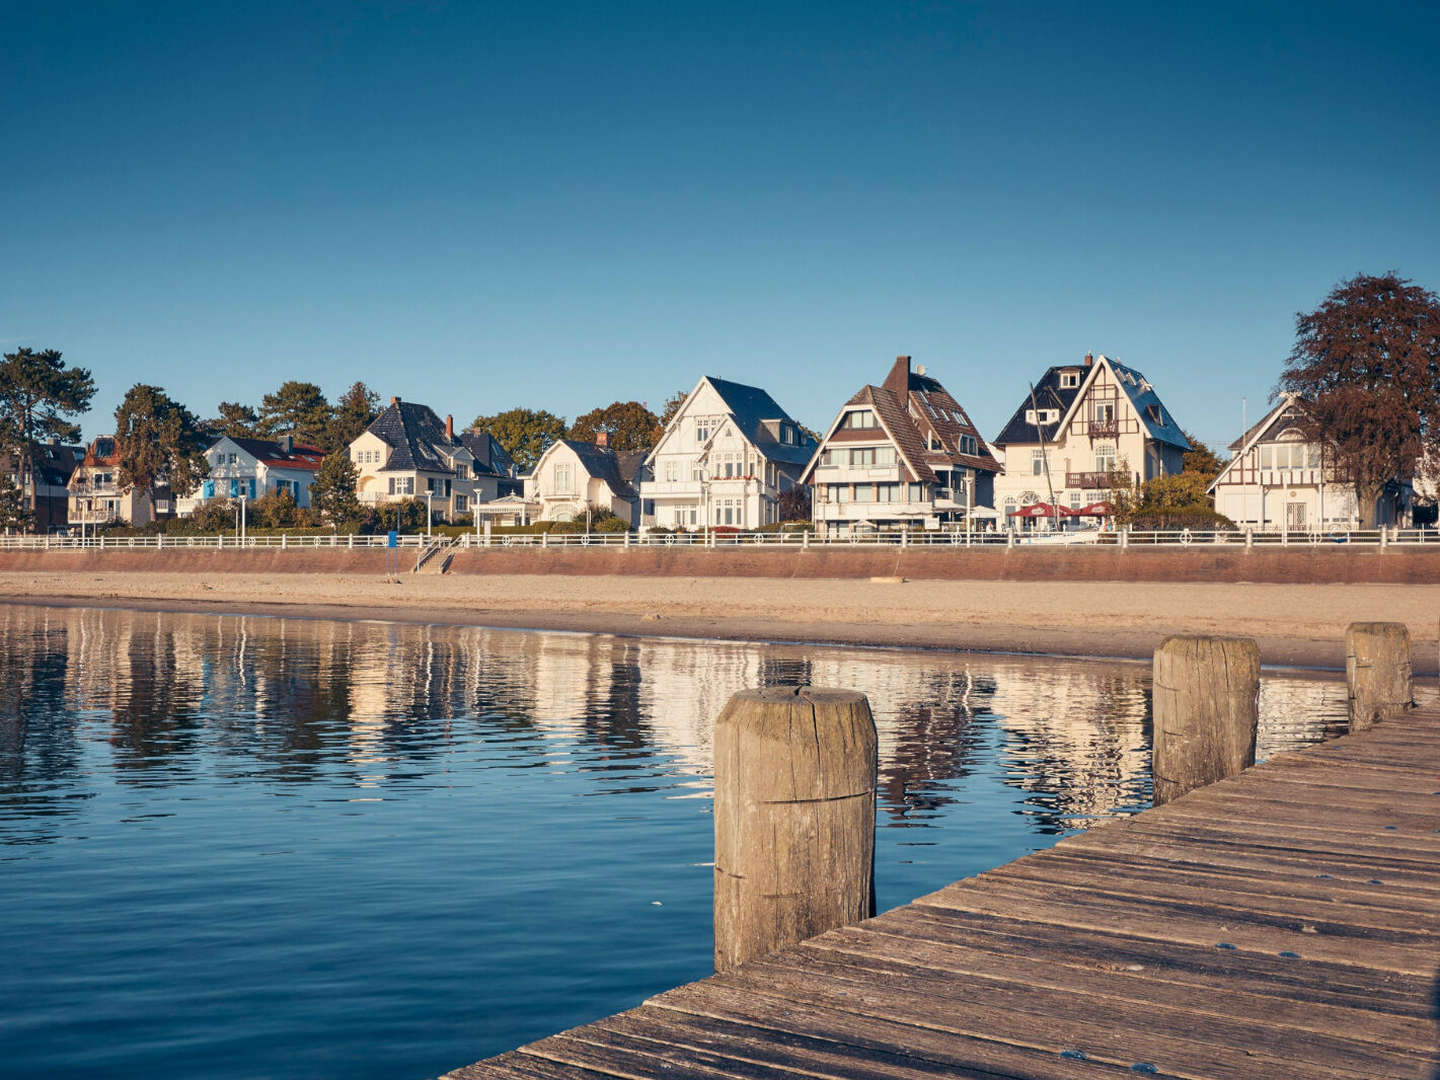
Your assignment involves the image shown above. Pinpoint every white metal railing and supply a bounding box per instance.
[0,526,1436,551]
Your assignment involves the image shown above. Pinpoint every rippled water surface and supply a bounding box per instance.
[0,603,1354,1079]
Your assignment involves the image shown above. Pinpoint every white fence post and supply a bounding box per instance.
[1244,528,1253,550]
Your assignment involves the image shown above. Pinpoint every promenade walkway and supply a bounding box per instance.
[448,706,1440,1080]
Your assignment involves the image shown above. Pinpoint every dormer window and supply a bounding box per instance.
[1146,404,1163,424]
[1024,409,1059,425]
[927,433,942,451]
[959,434,978,456]
[780,423,796,445]
[1059,371,1080,389]
[843,409,877,429]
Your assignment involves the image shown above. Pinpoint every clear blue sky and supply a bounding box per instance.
[4,1,1437,454]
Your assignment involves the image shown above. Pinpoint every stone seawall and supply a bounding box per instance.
[2,544,1439,583]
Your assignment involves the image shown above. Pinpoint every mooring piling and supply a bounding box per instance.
[711,685,877,974]
[1345,621,1413,731]
[1151,635,1260,805]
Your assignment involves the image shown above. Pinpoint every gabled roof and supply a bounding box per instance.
[222,436,325,471]
[881,357,1001,474]
[1108,359,1190,450]
[844,384,937,484]
[539,439,640,502]
[459,430,515,478]
[993,366,1087,447]
[33,444,83,487]
[802,358,1001,484]
[1208,393,1304,493]
[363,399,470,474]
[703,377,818,466]
[994,355,1191,452]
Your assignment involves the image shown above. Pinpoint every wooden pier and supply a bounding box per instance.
[448,705,1440,1080]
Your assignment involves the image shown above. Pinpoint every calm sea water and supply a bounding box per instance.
[0,603,1351,1080]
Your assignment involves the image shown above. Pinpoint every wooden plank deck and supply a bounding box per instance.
[447,707,1440,1080]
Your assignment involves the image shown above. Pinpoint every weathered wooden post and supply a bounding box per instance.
[713,686,877,973]
[1152,636,1260,805]
[1345,622,1412,731]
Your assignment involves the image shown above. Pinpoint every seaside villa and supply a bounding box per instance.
[176,435,325,515]
[802,356,1001,535]
[348,397,516,523]
[640,376,816,530]
[524,434,647,527]
[1208,392,1410,531]
[991,353,1190,526]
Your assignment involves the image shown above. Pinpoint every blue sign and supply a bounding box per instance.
[387,531,398,549]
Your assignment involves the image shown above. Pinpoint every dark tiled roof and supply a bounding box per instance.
[1110,359,1190,450]
[460,430,515,478]
[706,377,818,466]
[366,401,460,474]
[992,366,1087,447]
[34,444,83,487]
[558,439,639,502]
[615,450,648,487]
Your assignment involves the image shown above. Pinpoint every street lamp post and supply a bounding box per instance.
[238,494,247,544]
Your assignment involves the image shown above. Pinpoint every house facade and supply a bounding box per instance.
[524,435,646,527]
[3,442,83,532]
[802,356,1001,534]
[640,376,817,530]
[176,436,325,515]
[1208,392,1408,530]
[66,436,169,527]
[349,398,516,522]
[991,353,1190,524]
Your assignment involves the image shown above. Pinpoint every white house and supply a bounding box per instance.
[801,356,1001,534]
[176,435,325,515]
[349,397,516,523]
[640,376,817,530]
[991,353,1190,525]
[1208,392,1410,531]
[524,435,646,527]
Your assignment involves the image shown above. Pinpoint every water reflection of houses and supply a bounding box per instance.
[0,605,1358,849]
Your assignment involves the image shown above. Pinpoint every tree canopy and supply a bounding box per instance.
[310,451,366,530]
[658,388,690,430]
[470,407,567,472]
[259,381,331,446]
[1180,431,1224,480]
[114,384,210,500]
[1277,272,1440,525]
[327,381,380,451]
[206,401,261,439]
[0,347,95,525]
[569,400,662,451]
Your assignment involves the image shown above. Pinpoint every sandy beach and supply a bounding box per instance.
[1,570,1435,673]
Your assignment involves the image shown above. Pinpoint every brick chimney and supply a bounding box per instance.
[882,355,912,396]
[445,414,454,441]
[1084,353,1094,367]
[595,430,609,449]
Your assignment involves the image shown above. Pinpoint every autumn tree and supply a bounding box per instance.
[470,407,567,472]
[1180,431,1224,479]
[310,451,366,529]
[327,381,380,451]
[206,401,261,439]
[259,381,331,446]
[568,400,662,451]
[658,388,690,429]
[114,384,210,501]
[0,347,95,527]
[1278,272,1440,526]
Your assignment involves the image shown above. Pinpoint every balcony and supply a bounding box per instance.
[1066,472,1112,489]
[1087,419,1119,439]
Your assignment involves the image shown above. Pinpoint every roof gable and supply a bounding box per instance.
[363,400,470,474]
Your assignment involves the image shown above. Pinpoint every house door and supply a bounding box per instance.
[1285,502,1306,532]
